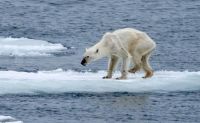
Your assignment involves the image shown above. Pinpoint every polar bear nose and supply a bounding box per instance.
[81,57,87,66]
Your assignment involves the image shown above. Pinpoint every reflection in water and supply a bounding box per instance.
[112,95,149,108]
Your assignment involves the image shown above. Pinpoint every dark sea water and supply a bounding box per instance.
[0,0,200,123]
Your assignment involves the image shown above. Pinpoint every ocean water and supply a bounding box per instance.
[0,0,200,123]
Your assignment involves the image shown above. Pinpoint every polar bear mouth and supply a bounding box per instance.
[81,58,87,66]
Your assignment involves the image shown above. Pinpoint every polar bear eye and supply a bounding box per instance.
[96,49,99,53]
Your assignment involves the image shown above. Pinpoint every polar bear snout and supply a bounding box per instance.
[81,56,89,66]
[81,57,87,66]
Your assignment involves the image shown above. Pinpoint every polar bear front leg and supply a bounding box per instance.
[103,55,119,79]
[116,57,130,80]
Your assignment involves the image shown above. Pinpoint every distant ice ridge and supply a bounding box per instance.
[0,69,199,94]
[0,37,66,56]
[0,115,23,123]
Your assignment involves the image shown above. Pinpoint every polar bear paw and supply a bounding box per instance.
[128,67,140,73]
[142,71,153,78]
[103,76,112,79]
[116,76,127,80]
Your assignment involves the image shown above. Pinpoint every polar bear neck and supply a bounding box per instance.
[94,41,111,57]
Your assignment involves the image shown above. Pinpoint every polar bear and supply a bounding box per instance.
[81,28,156,79]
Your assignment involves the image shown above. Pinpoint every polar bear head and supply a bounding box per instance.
[81,33,114,66]
[81,47,100,66]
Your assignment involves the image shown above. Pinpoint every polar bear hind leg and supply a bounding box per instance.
[141,51,154,78]
[129,51,142,74]
[129,44,154,78]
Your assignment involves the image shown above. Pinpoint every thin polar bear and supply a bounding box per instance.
[81,28,156,79]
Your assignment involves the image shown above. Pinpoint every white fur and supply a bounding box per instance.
[82,28,156,79]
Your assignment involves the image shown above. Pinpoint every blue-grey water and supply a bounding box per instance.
[0,0,200,123]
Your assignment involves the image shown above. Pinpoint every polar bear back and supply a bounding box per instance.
[111,28,156,56]
[113,28,142,42]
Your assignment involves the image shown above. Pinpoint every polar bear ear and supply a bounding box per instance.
[85,48,88,52]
